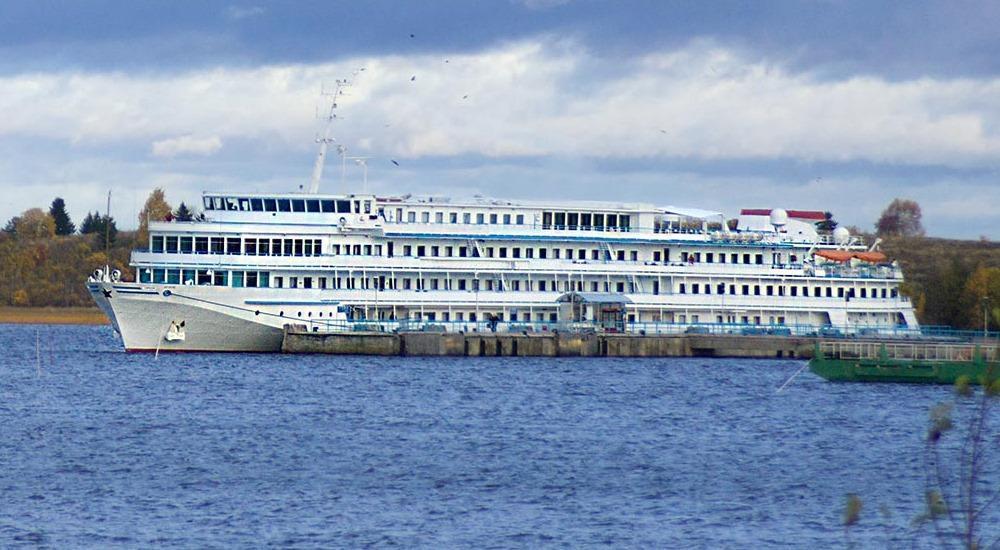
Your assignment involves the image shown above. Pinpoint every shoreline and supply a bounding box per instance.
[0,307,109,325]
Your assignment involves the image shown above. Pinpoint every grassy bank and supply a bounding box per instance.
[0,307,109,325]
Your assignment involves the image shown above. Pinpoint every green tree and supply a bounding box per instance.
[816,211,838,232]
[137,188,172,245]
[91,215,118,249]
[876,198,925,238]
[48,197,75,235]
[173,202,194,222]
[2,216,18,234]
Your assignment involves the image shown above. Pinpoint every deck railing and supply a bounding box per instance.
[818,341,1000,363]
[295,319,999,344]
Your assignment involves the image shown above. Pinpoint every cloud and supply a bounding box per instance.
[512,0,571,9]
[226,5,265,20]
[151,135,223,158]
[1,39,999,169]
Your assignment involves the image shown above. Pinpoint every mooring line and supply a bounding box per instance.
[776,362,810,393]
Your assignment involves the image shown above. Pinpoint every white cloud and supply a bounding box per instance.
[1,39,999,169]
[226,5,265,20]
[151,135,223,157]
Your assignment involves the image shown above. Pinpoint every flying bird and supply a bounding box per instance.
[462,95,469,99]
[391,160,400,166]
[410,75,416,81]
[660,129,667,134]
[409,33,415,38]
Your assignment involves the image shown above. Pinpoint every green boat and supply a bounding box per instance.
[809,341,999,384]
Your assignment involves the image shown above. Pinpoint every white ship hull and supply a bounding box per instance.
[89,282,285,352]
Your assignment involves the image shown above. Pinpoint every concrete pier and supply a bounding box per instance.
[281,325,817,359]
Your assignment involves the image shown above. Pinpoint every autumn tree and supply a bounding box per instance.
[137,188,172,244]
[961,266,1000,331]
[13,208,56,240]
[48,197,75,235]
[876,198,925,238]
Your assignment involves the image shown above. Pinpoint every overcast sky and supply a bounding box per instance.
[1,0,999,237]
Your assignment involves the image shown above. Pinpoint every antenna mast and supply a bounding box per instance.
[308,78,351,194]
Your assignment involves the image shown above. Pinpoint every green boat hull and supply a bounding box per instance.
[809,357,998,384]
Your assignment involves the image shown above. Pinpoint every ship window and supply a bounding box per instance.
[320,200,335,213]
[619,215,630,230]
[568,213,579,228]
[246,271,258,287]
[283,239,293,256]
[203,197,213,210]
[195,237,208,254]
[827,287,833,297]
[232,271,244,288]
[264,198,277,212]
[303,240,313,256]
[593,214,604,229]
[516,214,524,225]
[315,239,323,255]
[606,214,617,228]
[292,200,306,212]
[542,212,552,229]
[180,237,193,253]
[260,272,269,288]
[490,213,498,224]
[278,199,291,212]
[245,239,257,255]
[213,271,227,286]
[422,212,430,223]
[213,197,224,210]
[502,214,510,224]
[580,213,592,228]
[476,213,485,224]
[364,201,371,214]
[336,200,350,213]
[166,269,180,285]
[226,198,238,211]
[554,212,565,228]
[151,235,164,253]
[417,246,425,257]
[449,212,458,223]
[226,238,241,254]
[239,199,251,211]
[755,254,763,265]
[353,201,360,214]
[165,236,178,253]
[435,212,443,223]
[294,240,304,256]
[791,287,798,297]
[307,200,320,213]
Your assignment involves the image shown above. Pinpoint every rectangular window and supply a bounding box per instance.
[435,212,444,223]
[210,237,224,254]
[476,213,485,224]
[226,237,241,255]
[306,200,320,213]
[283,239,293,256]
[321,200,335,213]
[568,213,579,228]
[422,212,430,223]
[516,214,524,225]
[166,269,180,285]
[246,271,258,288]
[490,213,498,224]
[165,236,178,253]
[180,236,193,253]
[203,197,213,210]
[264,198,277,212]
[250,198,264,212]
[336,200,351,213]
[245,239,257,256]
[278,199,291,212]
[292,200,306,212]
[554,212,566,228]
[213,271,227,286]
[151,236,164,253]
[503,214,511,224]
[543,212,552,228]
[232,271,244,288]
[195,237,208,254]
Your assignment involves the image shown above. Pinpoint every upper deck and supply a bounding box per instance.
[195,191,853,248]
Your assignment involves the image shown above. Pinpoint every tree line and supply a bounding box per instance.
[0,190,195,307]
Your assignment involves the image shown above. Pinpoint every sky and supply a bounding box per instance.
[1,0,999,238]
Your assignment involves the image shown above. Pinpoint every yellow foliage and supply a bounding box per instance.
[136,188,173,245]
[14,208,56,240]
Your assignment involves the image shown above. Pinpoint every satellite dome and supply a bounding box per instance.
[833,226,850,245]
[769,208,788,227]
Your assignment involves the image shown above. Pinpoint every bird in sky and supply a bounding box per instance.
[409,33,415,38]
[410,75,416,82]
[462,95,469,99]
[391,160,400,166]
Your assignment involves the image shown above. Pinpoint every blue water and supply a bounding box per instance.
[0,324,996,548]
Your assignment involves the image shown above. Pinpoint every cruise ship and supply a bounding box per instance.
[87,92,918,352]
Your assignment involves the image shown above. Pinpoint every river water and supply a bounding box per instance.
[0,324,996,548]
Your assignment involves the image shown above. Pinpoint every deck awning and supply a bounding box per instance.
[814,250,888,263]
[660,205,724,220]
[556,292,632,304]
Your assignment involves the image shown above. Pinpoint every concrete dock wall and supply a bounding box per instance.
[282,326,816,359]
